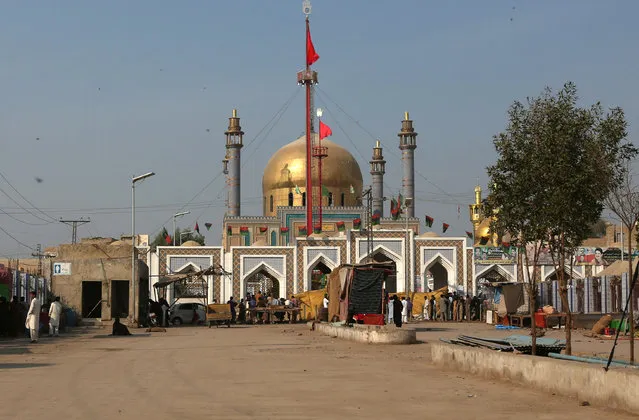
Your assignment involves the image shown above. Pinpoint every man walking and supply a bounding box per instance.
[48,297,63,337]
[25,291,40,343]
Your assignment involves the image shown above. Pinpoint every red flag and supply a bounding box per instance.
[306,26,319,66]
[165,234,172,245]
[194,222,200,234]
[319,120,332,140]
[442,223,450,233]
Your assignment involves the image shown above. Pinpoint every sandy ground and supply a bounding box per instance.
[408,319,637,362]
[0,323,637,420]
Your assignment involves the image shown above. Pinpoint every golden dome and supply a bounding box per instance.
[181,240,201,247]
[262,134,364,216]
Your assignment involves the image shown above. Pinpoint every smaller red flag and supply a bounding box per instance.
[442,223,450,233]
[319,120,332,140]
[306,27,319,66]
[194,222,200,234]
[165,234,172,245]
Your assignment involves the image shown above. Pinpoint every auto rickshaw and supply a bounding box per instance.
[206,303,232,328]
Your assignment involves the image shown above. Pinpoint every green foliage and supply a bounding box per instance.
[588,219,607,238]
[150,227,205,251]
[486,82,635,252]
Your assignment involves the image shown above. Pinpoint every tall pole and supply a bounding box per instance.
[131,172,155,325]
[305,17,313,234]
[131,182,136,324]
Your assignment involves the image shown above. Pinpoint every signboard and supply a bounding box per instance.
[474,246,517,265]
[53,263,71,276]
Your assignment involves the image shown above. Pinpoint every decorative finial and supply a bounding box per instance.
[303,0,312,16]
[232,109,237,118]
[404,111,409,120]
[375,140,380,148]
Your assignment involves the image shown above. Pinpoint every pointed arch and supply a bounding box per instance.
[424,255,456,291]
[544,265,583,282]
[306,255,336,291]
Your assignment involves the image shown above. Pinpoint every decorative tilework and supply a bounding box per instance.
[466,249,473,292]
[296,239,347,292]
[231,247,295,298]
[157,247,222,303]
[415,239,465,287]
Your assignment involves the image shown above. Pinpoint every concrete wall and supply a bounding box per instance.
[431,343,639,413]
[312,322,417,344]
[49,240,147,322]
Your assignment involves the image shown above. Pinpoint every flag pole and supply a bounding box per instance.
[304,16,313,236]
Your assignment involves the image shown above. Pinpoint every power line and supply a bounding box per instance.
[0,170,57,223]
[0,225,35,251]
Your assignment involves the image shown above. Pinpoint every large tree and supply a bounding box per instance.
[604,165,639,363]
[486,82,635,355]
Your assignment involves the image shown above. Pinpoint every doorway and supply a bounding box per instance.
[82,281,102,318]
[111,280,129,319]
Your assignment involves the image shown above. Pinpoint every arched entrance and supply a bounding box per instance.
[310,261,332,290]
[429,262,448,290]
[373,252,397,293]
[245,270,281,299]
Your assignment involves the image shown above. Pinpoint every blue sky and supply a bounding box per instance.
[1,0,638,257]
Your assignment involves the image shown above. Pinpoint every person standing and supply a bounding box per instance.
[387,296,394,325]
[439,294,448,322]
[423,297,430,321]
[401,297,408,323]
[25,292,40,343]
[392,296,403,328]
[48,297,63,337]
[406,297,413,322]
[228,297,237,323]
[322,294,329,309]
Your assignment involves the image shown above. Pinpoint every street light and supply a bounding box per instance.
[132,171,155,325]
[173,211,190,246]
[404,197,413,297]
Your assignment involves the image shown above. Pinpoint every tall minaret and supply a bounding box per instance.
[369,140,386,216]
[469,184,482,241]
[398,111,417,217]
[225,109,244,216]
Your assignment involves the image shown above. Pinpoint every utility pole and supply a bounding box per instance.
[31,244,44,277]
[59,217,91,244]
[361,187,373,262]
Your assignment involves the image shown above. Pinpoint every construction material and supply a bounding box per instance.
[443,334,566,356]
[548,353,637,369]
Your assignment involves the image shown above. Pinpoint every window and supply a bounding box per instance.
[271,231,277,246]
[288,192,294,206]
[269,195,274,213]
[340,192,345,206]
[302,192,306,206]
[328,192,333,206]
[180,303,193,310]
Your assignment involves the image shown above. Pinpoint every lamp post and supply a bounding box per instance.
[404,197,413,296]
[173,211,190,246]
[132,171,155,325]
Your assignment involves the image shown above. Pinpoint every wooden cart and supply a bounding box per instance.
[206,303,232,328]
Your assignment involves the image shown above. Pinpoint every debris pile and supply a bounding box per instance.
[441,334,566,356]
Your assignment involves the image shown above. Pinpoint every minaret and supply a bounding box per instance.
[398,111,417,217]
[369,140,386,216]
[469,184,482,240]
[225,109,244,216]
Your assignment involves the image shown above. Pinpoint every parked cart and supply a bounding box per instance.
[206,303,232,328]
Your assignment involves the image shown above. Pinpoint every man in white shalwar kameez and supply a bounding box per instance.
[49,296,62,337]
[401,297,408,323]
[25,292,40,343]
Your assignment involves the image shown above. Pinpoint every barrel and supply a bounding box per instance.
[534,311,547,329]
[65,309,77,327]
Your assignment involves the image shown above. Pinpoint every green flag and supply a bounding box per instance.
[295,185,301,195]
[322,185,330,197]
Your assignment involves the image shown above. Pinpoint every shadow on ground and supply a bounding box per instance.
[0,363,54,370]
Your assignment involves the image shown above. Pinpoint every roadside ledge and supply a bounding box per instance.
[310,322,417,344]
[431,342,639,413]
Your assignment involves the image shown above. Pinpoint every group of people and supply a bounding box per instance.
[421,292,484,322]
[230,291,301,324]
[147,297,171,327]
[386,295,413,327]
[0,292,63,343]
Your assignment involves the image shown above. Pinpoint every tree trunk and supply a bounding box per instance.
[529,282,537,355]
[628,233,635,364]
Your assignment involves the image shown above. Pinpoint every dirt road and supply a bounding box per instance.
[0,324,635,419]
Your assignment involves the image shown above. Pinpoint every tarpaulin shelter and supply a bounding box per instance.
[326,262,394,323]
[293,288,326,321]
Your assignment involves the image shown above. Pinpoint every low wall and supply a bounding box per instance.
[431,342,639,413]
[311,322,417,344]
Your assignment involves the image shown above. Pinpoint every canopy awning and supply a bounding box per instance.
[153,265,230,289]
[596,258,639,277]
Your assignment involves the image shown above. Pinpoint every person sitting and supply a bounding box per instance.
[112,317,132,336]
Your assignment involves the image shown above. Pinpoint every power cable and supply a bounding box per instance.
[0,225,35,250]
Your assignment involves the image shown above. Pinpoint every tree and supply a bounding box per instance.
[486,82,636,355]
[150,227,205,251]
[605,165,639,363]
